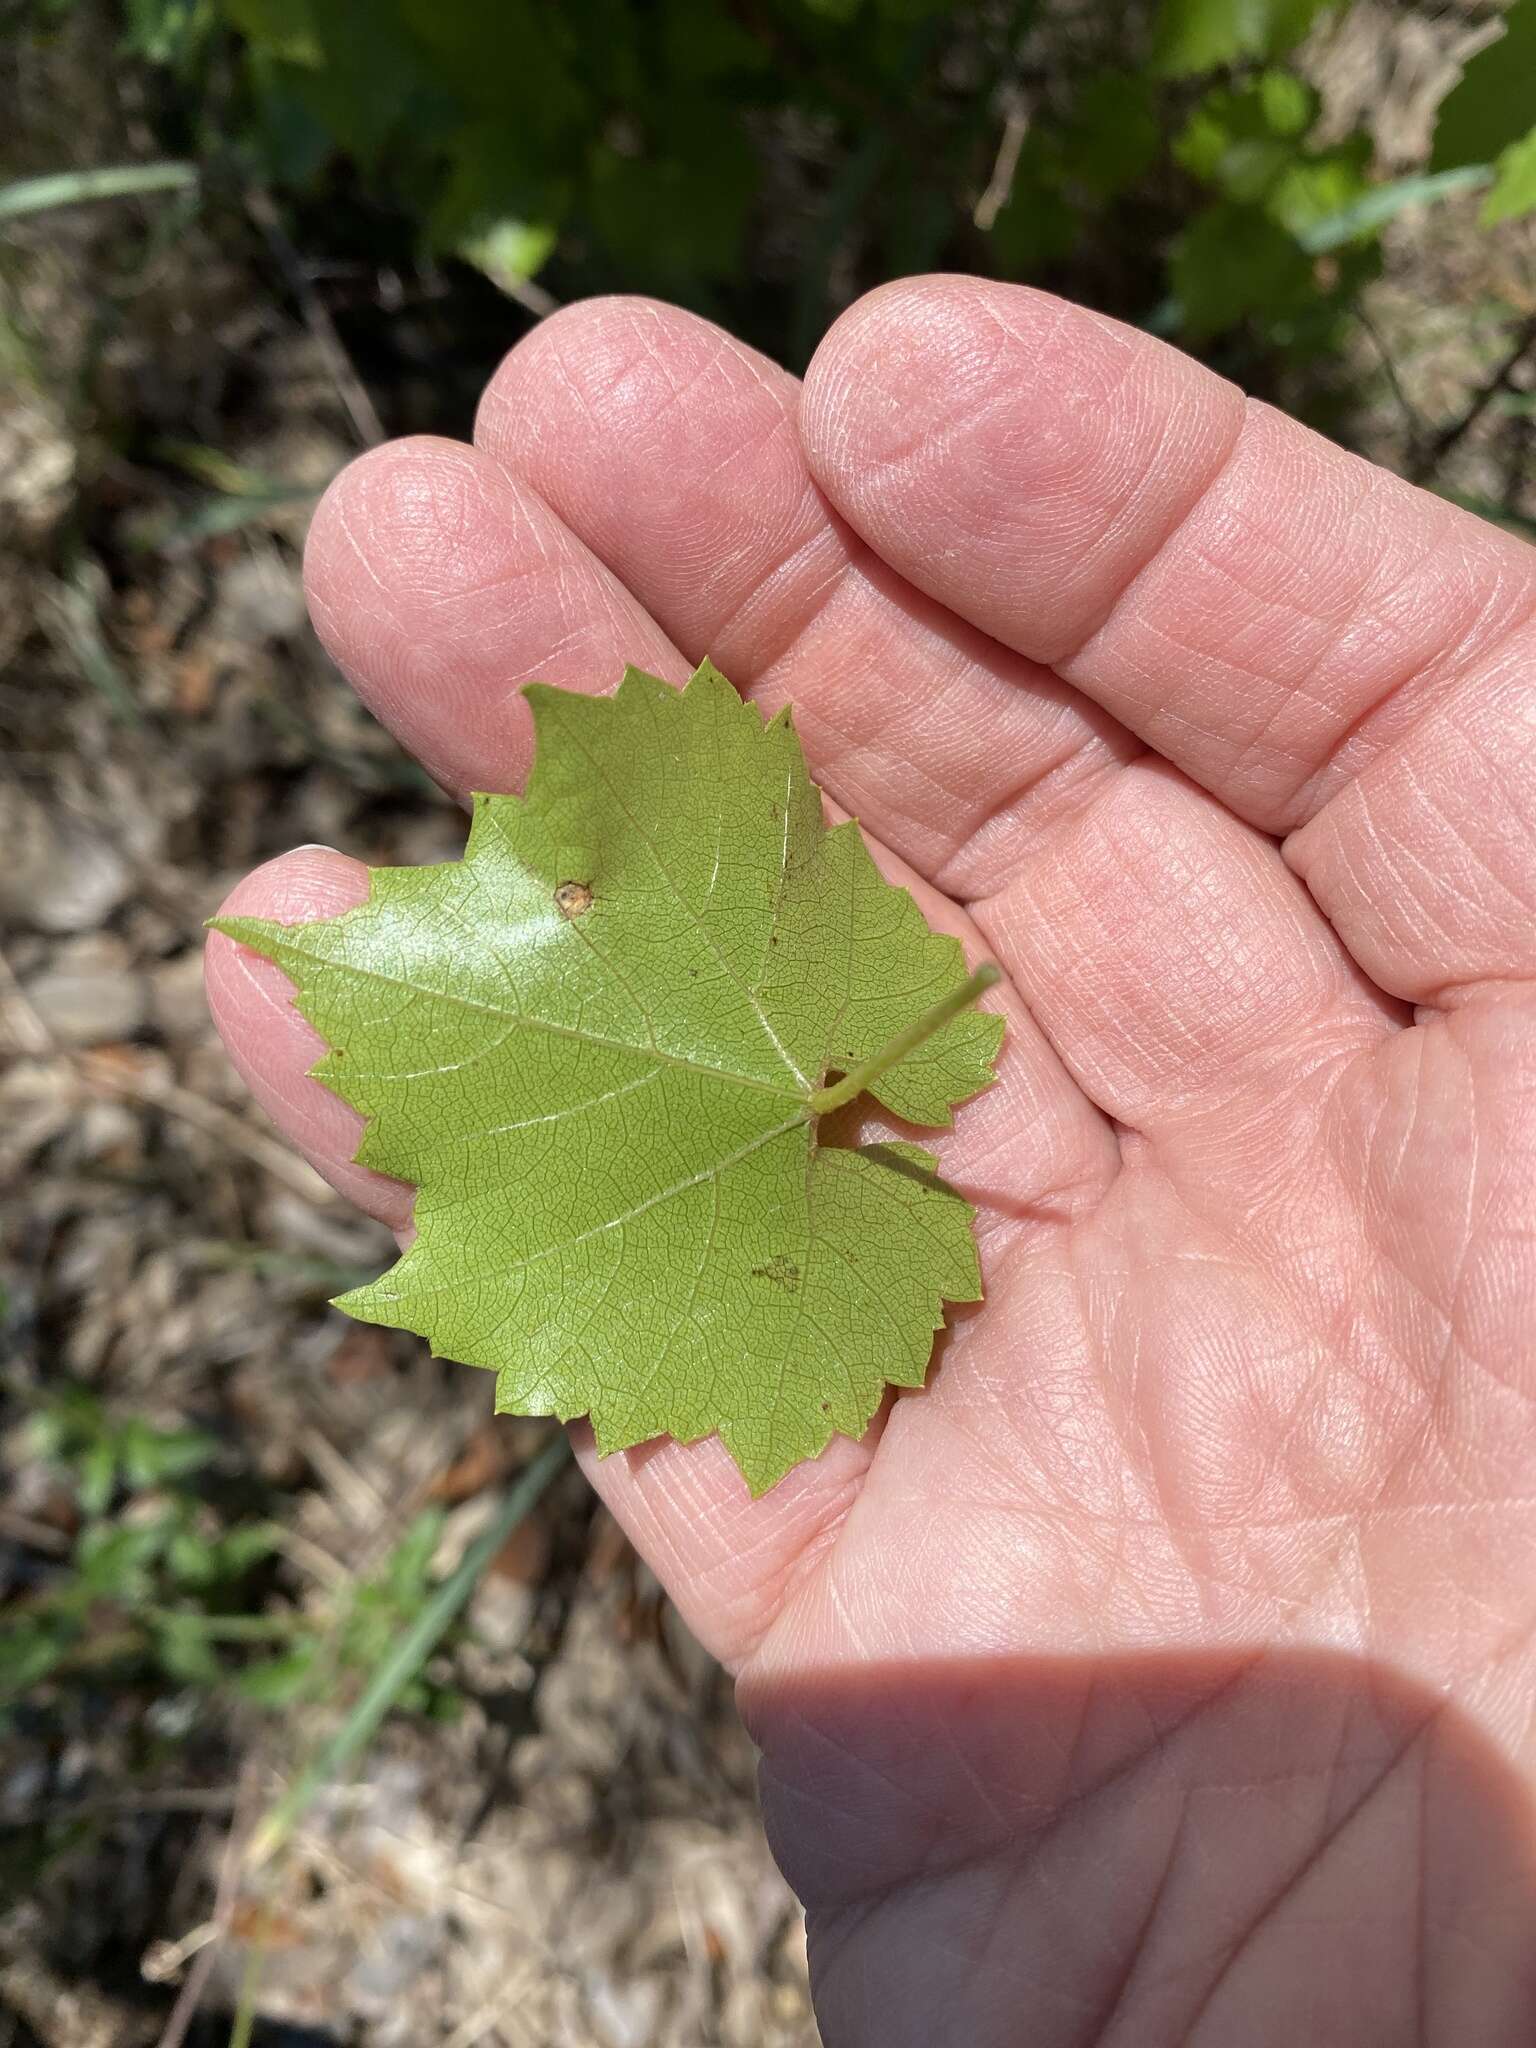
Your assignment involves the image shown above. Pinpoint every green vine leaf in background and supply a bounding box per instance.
[90,0,1534,366]
[1153,0,1337,76]
[1484,125,1536,226]
[212,663,1003,1495]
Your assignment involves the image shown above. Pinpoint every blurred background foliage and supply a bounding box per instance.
[2,1,1535,2041]
[7,0,1536,434]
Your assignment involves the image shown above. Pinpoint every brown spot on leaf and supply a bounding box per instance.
[554,880,594,918]
[752,1253,800,1293]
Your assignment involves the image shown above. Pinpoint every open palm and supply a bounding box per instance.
[208,280,1536,2046]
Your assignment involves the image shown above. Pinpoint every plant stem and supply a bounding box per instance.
[808,964,1001,1116]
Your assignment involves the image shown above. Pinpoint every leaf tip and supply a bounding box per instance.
[205,913,280,958]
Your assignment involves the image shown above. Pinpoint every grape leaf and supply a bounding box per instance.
[212,660,1003,1494]
[1152,0,1336,77]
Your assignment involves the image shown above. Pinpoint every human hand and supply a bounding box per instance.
[207,279,1536,2046]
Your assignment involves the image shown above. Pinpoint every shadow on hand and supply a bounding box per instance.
[742,1647,1536,2048]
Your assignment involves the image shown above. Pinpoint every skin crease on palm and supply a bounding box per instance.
[204,278,1536,2045]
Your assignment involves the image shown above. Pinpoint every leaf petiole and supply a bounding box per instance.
[807,963,1002,1116]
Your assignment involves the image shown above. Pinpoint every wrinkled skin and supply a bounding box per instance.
[207,280,1536,2045]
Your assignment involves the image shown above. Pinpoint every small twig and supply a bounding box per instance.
[76,1049,339,1206]
[441,1971,538,2048]
[298,1424,390,1527]
[0,943,55,1057]
[488,275,559,321]
[3,941,331,1203]
[0,1507,70,1555]
[264,1520,352,1592]
[973,102,1029,232]
[245,186,385,448]
[0,161,197,222]
[1411,311,1536,482]
[142,1920,219,1986]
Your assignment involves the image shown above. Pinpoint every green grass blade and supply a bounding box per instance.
[0,163,198,222]
[248,1433,570,1866]
[1298,166,1492,251]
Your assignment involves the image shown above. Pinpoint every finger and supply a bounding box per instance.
[799,275,1536,852]
[303,435,685,800]
[472,295,1136,897]
[1285,653,1536,1002]
[204,848,414,1231]
[976,762,1400,1150]
[570,1424,876,1671]
[206,830,1116,1668]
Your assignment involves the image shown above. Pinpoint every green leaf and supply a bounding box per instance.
[1060,73,1162,203]
[120,1420,217,1488]
[168,1525,217,1586]
[212,663,1002,1495]
[1267,137,1373,238]
[123,0,214,67]
[211,1522,283,1575]
[1170,201,1316,338]
[237,1646,319,1705]
[1483,125,1536,225]
[588,129,758,283]
[1174,74,1318,199]
[458,218,559,293]
[153,1613,224,1685]
[1433,0,1536,171]
[385,1509,446,1603]
[78,1439,118,1519]
[1153,0,1336,76]
[0,1623,68,1702]
[77,1521,166,1601]
[221,0,321,67]
[988,158,1080,277]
